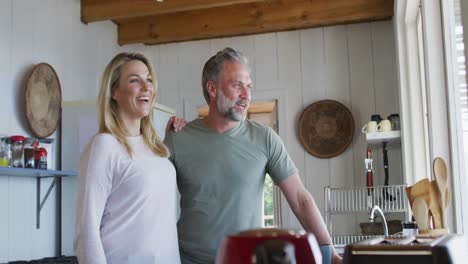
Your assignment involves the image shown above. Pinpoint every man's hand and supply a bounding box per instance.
[166,116,188,133]
[279,175,342,264]
[332,253,343,264]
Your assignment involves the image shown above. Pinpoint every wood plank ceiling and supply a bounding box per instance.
[81,0,394,46]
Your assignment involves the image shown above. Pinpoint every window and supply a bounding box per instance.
[263,175,275,226]
[394,0,432,184]
[396,0,457,231]
[246,101,281,227]
[442,0,468,241]
[451,2,467,148]
[416,5,432,177]
[450,1,467,151]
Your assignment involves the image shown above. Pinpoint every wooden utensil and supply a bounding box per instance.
[405,178,431,207]
[412,197,429,230]
[406,178,450,230]
[445,188,450,209]
[428,181,444,229]
[433,157,448,227]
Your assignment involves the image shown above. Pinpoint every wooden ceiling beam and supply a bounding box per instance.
[117,0,393,45]
[81,0,270,23]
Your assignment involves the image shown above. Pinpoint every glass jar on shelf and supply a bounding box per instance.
[24,137,37,169]
[0,137,10,167]
[10,135,25,168]
[36,147,47,170]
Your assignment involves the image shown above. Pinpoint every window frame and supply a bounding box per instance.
[463,0,468,64]
[395,0,456,230]
[440,0,468,236]
[394,0,431,186]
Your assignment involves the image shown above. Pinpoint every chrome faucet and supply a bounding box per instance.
[369,205,389,237]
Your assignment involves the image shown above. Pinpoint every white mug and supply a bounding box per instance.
[362,121,378,133]
[378,119,392,132]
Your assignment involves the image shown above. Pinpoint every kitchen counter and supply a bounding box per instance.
[343,234,467,264]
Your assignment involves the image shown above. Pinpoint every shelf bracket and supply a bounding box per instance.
[36,177,57,229]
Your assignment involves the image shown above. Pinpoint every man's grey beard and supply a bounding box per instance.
[216,88,247,122]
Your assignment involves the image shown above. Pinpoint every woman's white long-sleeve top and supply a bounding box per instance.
[74,133,180,264]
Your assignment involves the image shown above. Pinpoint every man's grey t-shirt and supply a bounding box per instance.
[164,118,298,264]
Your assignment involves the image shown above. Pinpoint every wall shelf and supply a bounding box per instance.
[0,167,77,228]
[0,167,76,178]
[365,130,401,144]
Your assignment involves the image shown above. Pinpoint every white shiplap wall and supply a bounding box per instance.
[151,24,401,233]
[0,0,400,261]
[0,0,123,262]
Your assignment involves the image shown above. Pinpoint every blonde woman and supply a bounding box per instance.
[74,52,184,264]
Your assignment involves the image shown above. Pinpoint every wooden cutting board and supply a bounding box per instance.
[25,63,62,138]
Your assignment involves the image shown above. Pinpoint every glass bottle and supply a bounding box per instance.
[10,135,25,168]
[0,137,10,167]
[24,138,37,169]
[387,113,400,131]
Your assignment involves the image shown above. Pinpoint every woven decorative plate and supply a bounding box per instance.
[25,63,62,138]
[298,100,354,158]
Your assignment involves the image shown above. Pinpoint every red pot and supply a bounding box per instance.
[216,228,322,264]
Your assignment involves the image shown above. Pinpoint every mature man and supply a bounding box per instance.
[164,47,342,264]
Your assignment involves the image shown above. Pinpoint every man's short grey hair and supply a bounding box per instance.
[201,47,250,103]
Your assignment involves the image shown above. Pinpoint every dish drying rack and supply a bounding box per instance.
[325,184,409,247]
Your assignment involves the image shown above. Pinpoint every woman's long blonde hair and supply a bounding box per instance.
[97,52,169,158]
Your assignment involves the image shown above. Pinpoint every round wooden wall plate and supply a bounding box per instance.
[25,63,62,138]
[298,100,354,158]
